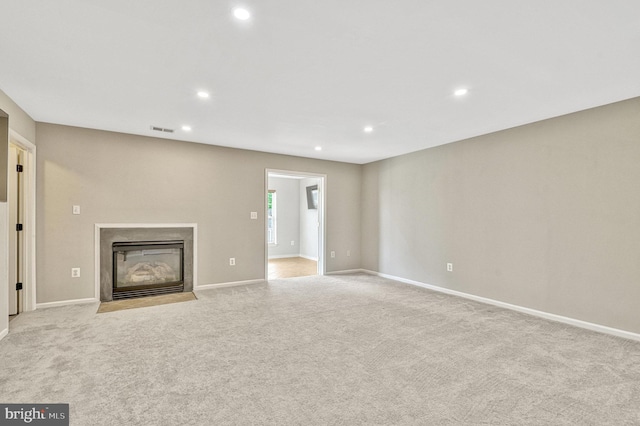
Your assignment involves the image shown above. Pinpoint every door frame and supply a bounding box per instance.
[265,169,326,280]
[8,130,36,312]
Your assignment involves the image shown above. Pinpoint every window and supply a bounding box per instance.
[267,190,277,244]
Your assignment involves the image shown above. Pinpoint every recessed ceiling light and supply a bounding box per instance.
[315,146,322,151]
[197,91,210,99]
[364,126,374,133]
[182,125,192,131]
[233,8,251,20]
[454,88,469,96]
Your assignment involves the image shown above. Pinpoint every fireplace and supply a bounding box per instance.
[98,226,195,302]
[112,240,184,300]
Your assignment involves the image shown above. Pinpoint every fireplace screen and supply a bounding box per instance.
[113,240,184,298]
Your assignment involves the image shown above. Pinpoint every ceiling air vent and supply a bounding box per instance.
[150,125,175,133]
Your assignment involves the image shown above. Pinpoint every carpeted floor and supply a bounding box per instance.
[1,274,640,425]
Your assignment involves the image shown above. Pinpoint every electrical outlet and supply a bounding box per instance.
[72,205,81,215]
[71,268,81,278]
[330,251,335,258]
[229,258,236,266]
[250,212,257,219]
[447,263,453,272]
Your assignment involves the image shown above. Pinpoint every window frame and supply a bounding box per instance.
[267,190,277,245]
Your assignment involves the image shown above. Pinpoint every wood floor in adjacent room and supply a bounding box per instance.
[268,256,317,279]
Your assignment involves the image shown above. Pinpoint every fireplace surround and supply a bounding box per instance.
[98,225,194,302]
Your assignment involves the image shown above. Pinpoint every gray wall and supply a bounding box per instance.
[0,89,36,143]
[267,176,300,258]
[300,178,320,260]
[35,123,362,303]
[362,97,640,334]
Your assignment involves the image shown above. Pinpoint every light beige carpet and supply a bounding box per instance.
[97,292,196,313]
[2,274,640,425]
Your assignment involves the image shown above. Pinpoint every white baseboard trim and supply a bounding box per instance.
[299,254,318,261]
[268,254,299,260]
[362,269,640,343]
[0,328,8,341]
[36,298,99,309]
[327,269,366,275]
[196,279,265,291]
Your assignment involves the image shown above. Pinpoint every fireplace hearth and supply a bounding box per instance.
[112,240,184,300]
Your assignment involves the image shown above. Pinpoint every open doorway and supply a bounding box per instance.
[265,170,325,280]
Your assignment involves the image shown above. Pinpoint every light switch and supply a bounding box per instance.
[72,205,81,215]
[250,212,257,219]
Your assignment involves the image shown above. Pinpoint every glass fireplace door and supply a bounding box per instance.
[113,241,184,294]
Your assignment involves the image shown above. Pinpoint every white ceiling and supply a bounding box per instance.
[1,1,640,164]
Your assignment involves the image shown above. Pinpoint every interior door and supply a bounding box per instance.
[8,144,25,315]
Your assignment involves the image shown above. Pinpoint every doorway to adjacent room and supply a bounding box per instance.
[265,170,326,280]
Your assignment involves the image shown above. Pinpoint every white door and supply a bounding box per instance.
[8,144,25,315]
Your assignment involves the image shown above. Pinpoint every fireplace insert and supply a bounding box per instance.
[112,240,184,300]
